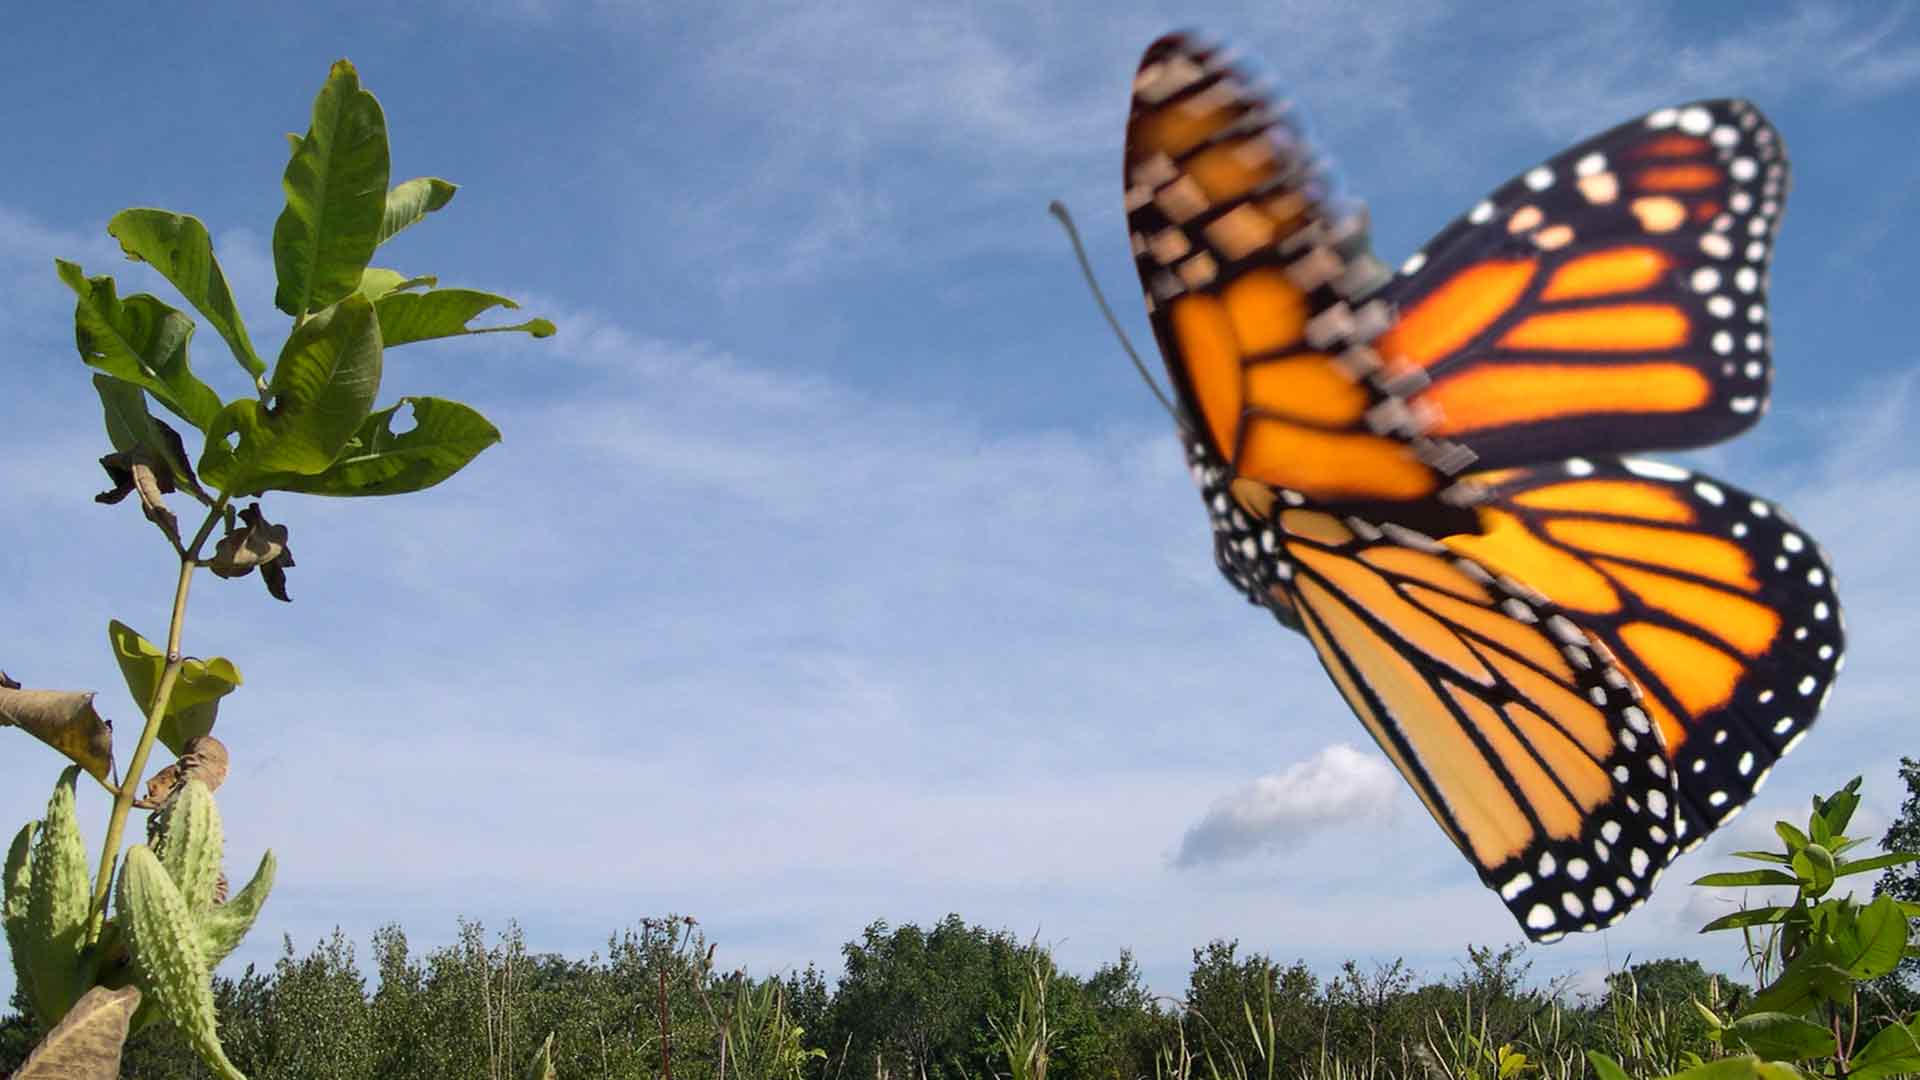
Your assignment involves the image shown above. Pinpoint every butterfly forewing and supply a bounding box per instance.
[1124,36,1474,514]
[1451,458,1843,845]
[1378,101,1789,470]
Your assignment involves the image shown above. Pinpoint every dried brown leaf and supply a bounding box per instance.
[135,735,231,810]
[208,502,295,602]
[0,685,114,781]
[95,449,182,544]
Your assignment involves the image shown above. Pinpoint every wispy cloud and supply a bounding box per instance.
[1505,3,1920,137]
[1174,744,1400,868]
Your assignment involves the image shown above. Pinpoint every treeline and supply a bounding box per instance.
[7,911,1882,1080]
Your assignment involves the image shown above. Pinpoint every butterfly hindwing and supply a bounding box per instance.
[1195,454,1680,940]
[1448,458,1843,846]
[1378,101,1789,470]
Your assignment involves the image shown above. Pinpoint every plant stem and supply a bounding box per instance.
[86,496,229,939]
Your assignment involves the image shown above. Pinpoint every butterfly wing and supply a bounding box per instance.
[1124,34,1475,526]
[1445,458,1843,845]
[1241,498,1680,940]
[1378,101,1789,470]
[1127,34,1681,940]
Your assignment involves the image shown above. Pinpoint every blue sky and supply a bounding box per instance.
[3,0,1919,1007]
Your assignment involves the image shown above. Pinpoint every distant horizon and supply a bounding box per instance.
[4,0,1917,1007]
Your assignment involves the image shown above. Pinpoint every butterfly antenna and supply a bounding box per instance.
[1048,199,1179,421]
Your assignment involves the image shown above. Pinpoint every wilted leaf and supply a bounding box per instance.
[275,59,390,317]
[135,736,231,810]
[197,295,382,495]
[104,210,265,379]
[377,177,457,245]
[0,686,114,780]
[206,503,296,602]
[13,984,142,1080]
[94,377,203,497]
[55,261,222,429]
[95,448,182,545]
[107,622,242,753]
[276,397,500,496]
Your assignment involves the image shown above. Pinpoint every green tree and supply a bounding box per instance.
[1875,755,1920,1007]
[829,915,1032,1080]
[1182,939,1322,1069]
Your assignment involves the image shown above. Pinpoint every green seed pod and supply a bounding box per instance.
[23,766,93,1026]
[119,844,246,1080]
[5,821,39,1009]
[197,850,275,969]
[151,779,224,920]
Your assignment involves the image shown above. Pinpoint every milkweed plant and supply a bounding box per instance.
[0,59,550,1078]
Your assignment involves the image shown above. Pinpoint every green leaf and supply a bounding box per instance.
[274,396,500,497]
[1663,1055,1805,1080]
[199,295,383,493]
[1836,852,1920,877]
[356,267,432,302]
[1809,807,1832,846]
[1775,822,1810,854]
[93,377,201,495]
[197,850,274,969]
[377,177,456,245]
[1814,779,1861,835]
[1702,906,1793,933]
[1852,1018,1920,1080]
[106,621,242,756]
[1745,957,1850,1016]
[374,287,555,346]
[1730,851,1793,865]
[1791,845,1836,895]
[56,261,222,430]
[1831,836,1869,857]
[1724,1012,1836,1060]
[1695,869,1800,888]
[274,59,391,317]
[1585,1051,1631,1080]
[103,210,266,380]
[1838,895,1908,979]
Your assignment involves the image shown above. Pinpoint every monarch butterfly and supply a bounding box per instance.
[1122,34,1843,940]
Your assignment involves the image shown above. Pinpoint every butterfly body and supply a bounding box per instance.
[1122,34,1841,940]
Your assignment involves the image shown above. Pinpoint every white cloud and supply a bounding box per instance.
[1173,743,1401,868]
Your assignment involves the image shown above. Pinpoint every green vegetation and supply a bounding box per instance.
[0,56,549,1077]
[4,777,1914,1079]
